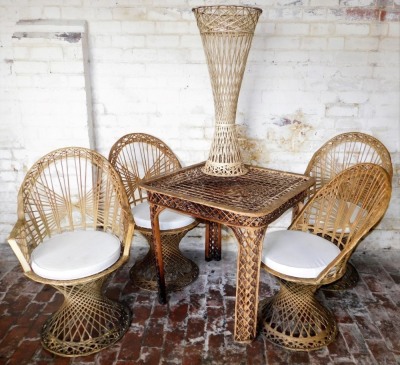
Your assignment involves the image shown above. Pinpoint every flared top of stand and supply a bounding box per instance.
[192,5,262,33]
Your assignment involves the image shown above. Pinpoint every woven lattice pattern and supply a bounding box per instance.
[109,133,181,206]
[231,226,266,341]
[42,278,131,356]
[291,163,391,284]
[141,162,314,342]
[205,221,221,261]
[193,6,262,176]
[261,163,392,351]
[7,147,134,357]
[260,281,337,351]
[130,222,199,291]
[305,132,393,200]
[109,133,199,291]
[145,163,312,216]
[324,262,359,291]
[293,132,393,290]
[149,190,308,229]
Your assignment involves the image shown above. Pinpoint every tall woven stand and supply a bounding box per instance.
[193,5,262,177]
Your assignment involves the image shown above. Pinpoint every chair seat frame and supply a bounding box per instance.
[261,163,392,351]
[109,133,199,291]
[8,147,134,357]
[293,132,393,291]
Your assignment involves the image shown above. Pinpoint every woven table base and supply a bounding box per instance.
[259,280,337,351]
[322,262,360,291]
[130,225,199,292]
[41,278,131,357]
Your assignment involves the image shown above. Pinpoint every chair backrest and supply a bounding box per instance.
[305,132,393,198]
[290,163,392,283]
[10,147,133,269]
[108,133,181,206]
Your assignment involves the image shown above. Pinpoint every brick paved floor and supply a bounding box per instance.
[0,242,399,365]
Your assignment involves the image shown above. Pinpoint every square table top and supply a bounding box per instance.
[140,162,315,218]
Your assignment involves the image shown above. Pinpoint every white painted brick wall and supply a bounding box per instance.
[0,1,399,251]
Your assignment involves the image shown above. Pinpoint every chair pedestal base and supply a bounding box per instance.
[130,227,199,292]
[41,278,131,357]
[260,280,337,351]
[322,262,359,291]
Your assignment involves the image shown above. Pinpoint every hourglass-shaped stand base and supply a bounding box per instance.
[259,280,337,351]
[201,123,248,177]
[202,162,248,177]
[130,223,199,292]
[41,278,131,357]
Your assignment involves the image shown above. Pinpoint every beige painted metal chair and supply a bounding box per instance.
[293,132,393,289]
[260,163,391,351]
[109,133,199,292]
[7,147,135,357]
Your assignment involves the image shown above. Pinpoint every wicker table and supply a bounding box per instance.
[140,162,315,342]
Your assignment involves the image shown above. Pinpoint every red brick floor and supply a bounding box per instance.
[0,243,399,365]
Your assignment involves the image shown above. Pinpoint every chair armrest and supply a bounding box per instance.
[122,216,135,259]
[8,219,32,273]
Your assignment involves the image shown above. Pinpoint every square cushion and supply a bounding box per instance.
[31,230,121,280]
[262,230,341,279]
[132,200,196,230]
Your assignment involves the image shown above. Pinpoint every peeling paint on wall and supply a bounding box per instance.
[269,111,314,152]
[4,59,13,74]
[239,137,264,165]
[12,31,82,43]
[236,124,265,165]
[56,32,81,43]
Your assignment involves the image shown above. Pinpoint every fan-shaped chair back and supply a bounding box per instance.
[305,132,392,198]
[8,147,134,357]
[260,163,391,351]
[108,133,181,206]
[291,163,392,284]
[109,133,199,292]
[293,133,393,289]
[11,147,132,274]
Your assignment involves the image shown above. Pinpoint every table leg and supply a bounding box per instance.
[230,225,267,342]
[205,221,221,261]
[149,203,167,304]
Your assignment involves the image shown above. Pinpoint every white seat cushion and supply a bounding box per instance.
[132,201,196,230]
[262,230,341,279]
[31,230,121,280]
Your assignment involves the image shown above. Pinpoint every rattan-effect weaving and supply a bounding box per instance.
[7,147,134,357]
[260,163,392,351]
[304,132,393,200]
[140,162,315,342]
[130,221,199,291]
[293,132,393,290]
[109,133,199,291]
[192,5,262,177]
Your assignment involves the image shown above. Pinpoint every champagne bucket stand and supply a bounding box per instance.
[192,5,262,176]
